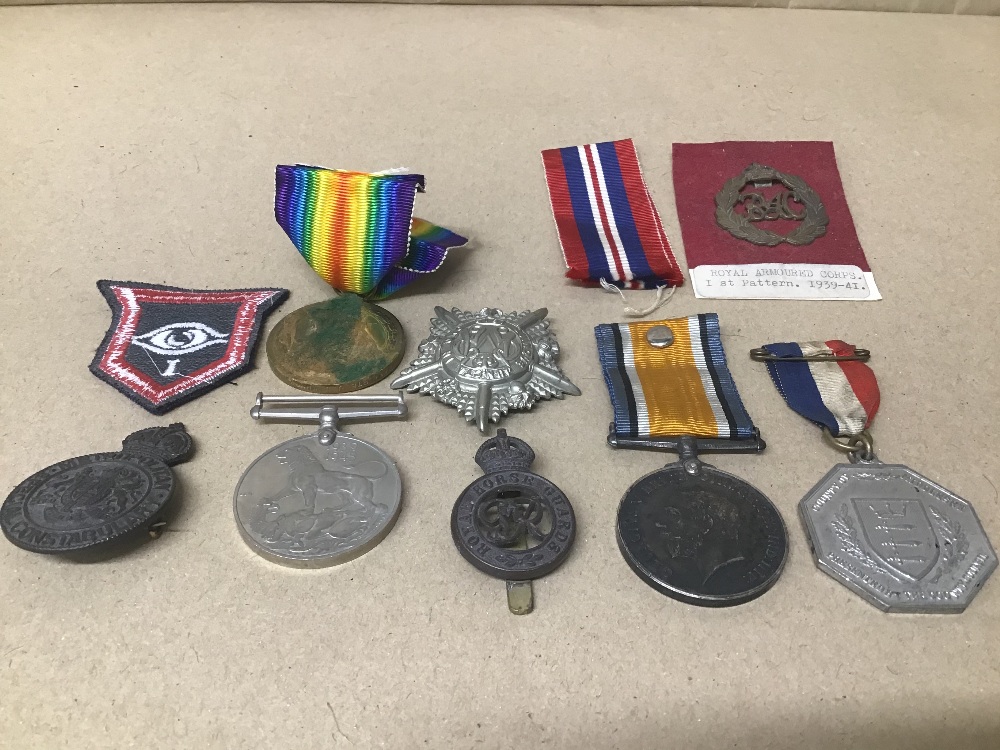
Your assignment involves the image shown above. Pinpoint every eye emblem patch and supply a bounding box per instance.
[90,281,289,415]
[131,322,230,356]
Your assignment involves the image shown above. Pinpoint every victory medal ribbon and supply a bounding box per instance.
[274,165,467,300]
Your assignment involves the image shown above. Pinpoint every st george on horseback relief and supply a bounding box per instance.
[242,440,392,556]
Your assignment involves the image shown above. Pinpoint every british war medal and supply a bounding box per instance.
[1,424,194,554]
[754,341,997,612]
[270,166,468,393]
[391,307,580,433]
[90,281,288,414]
[452,430,576,614]
[596,315,787,606]
[233,393,406,568]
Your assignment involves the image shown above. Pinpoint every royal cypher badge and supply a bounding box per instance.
[90,281,289,415]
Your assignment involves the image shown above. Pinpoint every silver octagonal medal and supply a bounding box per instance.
[800,457,997,613]
[234,393,406,568]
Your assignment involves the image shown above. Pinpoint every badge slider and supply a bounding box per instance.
[252,392,406,445]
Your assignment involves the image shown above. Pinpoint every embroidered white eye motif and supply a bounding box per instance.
[132,322,229,356]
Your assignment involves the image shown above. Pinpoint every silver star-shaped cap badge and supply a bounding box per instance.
[390,307,580,432]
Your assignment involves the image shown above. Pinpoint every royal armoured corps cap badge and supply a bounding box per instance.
[715,163,829,247]
[390,307,580,433]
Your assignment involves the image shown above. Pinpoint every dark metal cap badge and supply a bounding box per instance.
[452,430,576,614]
[715,163,829,247]
[1,424,194,554]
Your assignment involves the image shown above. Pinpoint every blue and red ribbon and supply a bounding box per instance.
[542,139,683,290]
[761,341,880,437]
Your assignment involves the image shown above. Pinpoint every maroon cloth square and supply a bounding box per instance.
[672,141,870,271]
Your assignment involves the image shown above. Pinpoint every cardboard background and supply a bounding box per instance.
[1,5,999,748]
[2,0,999,17]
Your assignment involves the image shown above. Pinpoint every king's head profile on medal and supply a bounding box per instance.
[596,314,788,607]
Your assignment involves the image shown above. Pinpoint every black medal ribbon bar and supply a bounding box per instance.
[607,427,766,455]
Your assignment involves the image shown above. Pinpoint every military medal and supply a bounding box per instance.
[451,430,575,614]
[754,341,997,612]
[266,294,404,394]
[1,424,193,554]
[233,392,406,568]
[391,307,580,433]
[596,315,787,606]
[270,166,467,393]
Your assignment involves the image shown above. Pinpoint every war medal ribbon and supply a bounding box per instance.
[754,341,996,612]
[595,315,755,441]
[541,139,683,292]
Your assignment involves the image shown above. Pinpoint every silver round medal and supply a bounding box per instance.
[234,432,401,568]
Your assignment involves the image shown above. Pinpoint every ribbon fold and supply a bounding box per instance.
[274,165,467,300]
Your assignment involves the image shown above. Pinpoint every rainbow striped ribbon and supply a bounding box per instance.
[274,165,467,300]
[595,314,756,440]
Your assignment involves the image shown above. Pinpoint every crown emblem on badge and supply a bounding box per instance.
[474,430,536,473]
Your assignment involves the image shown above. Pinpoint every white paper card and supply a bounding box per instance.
[690,264,881,301]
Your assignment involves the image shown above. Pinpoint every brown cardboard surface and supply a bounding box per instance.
[1,5,999,748]
[3,0,1000,19]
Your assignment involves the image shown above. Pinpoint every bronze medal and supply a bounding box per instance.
[266,294,405,394]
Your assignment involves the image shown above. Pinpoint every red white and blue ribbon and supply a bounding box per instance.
[541,139,683,290]
[760,341,880,437]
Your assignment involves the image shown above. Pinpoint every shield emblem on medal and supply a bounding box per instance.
[851,498,939,580]
[90,281,288,414]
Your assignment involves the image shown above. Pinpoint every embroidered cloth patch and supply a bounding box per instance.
[90,281,289,415]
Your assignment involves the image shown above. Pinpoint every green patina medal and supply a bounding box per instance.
[265,294,405,394]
